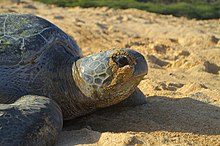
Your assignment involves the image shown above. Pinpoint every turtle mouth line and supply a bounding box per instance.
[111,49,148,78]
[133,56,148,78]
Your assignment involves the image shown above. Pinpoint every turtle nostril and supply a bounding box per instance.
[114,55,129,67]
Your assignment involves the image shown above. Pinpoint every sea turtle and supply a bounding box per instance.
[0,14,148,145]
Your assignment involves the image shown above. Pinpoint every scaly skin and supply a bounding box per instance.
[0,95,63,146]
[0,14,148,145]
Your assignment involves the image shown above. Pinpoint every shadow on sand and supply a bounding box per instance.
[64,94,220,136]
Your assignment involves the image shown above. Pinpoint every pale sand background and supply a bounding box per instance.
[0,0,220,145]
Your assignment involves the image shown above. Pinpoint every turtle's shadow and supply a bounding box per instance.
[64,95,220,136]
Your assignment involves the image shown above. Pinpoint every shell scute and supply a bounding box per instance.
[0,36,23,65]
[0,14,82,66]
[5,14,53,38]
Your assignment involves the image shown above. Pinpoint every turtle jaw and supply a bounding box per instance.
[126,49,148,78]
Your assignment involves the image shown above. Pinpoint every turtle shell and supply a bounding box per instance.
[0,14,82,66]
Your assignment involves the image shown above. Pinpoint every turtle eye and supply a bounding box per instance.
[113,55,129,67]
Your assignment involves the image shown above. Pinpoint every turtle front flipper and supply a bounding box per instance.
[115,88,147,107]
[0,95,63,146]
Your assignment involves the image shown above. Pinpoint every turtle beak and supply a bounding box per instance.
[123,49,148,78]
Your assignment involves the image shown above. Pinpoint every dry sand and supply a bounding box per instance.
[1,0,220,145]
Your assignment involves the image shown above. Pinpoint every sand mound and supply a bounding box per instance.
[1,0,220,145]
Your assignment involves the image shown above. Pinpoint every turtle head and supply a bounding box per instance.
[72,48,148,108]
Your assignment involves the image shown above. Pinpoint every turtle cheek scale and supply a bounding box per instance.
[73,50,114,99]
[73,48,148,108]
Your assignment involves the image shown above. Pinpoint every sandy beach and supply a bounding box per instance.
[0,0,220,145]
